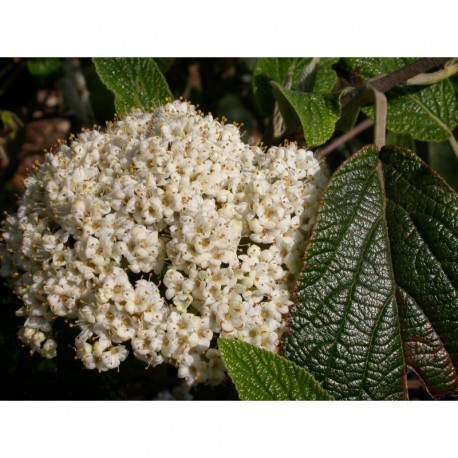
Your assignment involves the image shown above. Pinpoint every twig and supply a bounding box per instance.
[373,88,387,148]
[275,58,451,147]
[320,118,373,156]
[340,58,451,115]
[369,58,450,93]
[406,59,458,85]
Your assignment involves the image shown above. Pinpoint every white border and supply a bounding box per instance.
[2,401,458,457]
[3,0,457,56]
[2,1,458,456]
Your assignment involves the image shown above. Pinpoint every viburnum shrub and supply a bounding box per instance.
[0,100,328,385]
[1,57,458,400]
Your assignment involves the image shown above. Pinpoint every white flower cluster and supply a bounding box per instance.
[0,100,328,385]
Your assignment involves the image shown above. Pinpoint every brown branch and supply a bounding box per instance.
[274,58,452,148]
[371,58,451,93]
[340,58,451,114]
[320,118,373,156]
[407,59,458,85]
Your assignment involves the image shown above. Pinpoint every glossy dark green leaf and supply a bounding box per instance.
[271,82,341,147]
[253,58,315,116]
[342,58,458,142]
[93,58,172,115]
[335,101,360,132]
[253,58,339,117]
[218,338,334,400]
[342,58,416,81]
[363,81,458,142]
[283,145,458,400]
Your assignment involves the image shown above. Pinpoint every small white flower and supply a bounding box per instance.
[0,100,328,385]
[41,339,57,359]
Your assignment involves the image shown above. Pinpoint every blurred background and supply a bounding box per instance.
[0,58,456,400]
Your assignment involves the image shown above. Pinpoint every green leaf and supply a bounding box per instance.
[253,58,339,118]
[363,81,458,142]
[271,82,341,147]
[342,58,458,142]
[342,58,416,81]
[1,111,18,132]
[218,339,334,400]
[253,58,312,116]
[283,145,458,400]
[314,58,339,93]
[27,58,62,77]
[335,94,360,132]
[93,58,172,115]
